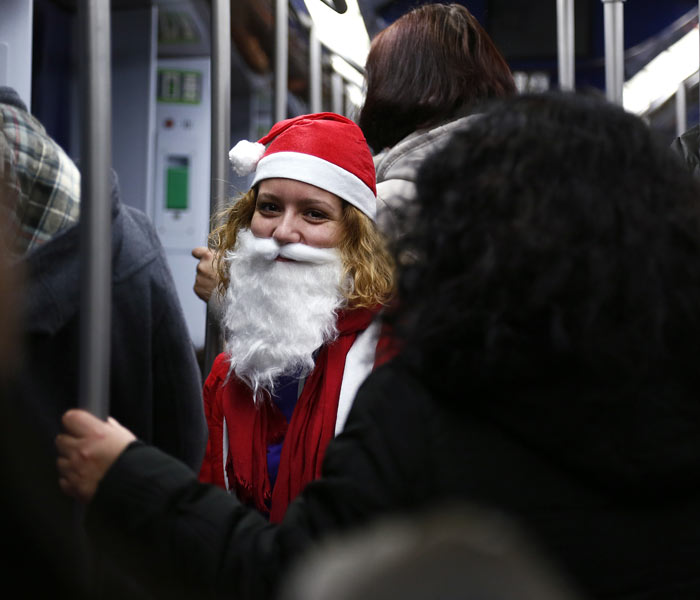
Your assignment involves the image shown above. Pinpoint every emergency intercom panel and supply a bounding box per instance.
[153,57,210,250]
[153,56,211,349]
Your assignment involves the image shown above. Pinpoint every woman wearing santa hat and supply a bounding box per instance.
[196,112,396,522]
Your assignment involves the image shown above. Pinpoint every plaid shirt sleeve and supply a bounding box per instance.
[0,102,81,256]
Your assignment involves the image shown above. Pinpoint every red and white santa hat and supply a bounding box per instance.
[228,112,377,221]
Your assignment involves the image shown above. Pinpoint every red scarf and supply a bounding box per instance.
[206,307,394,522]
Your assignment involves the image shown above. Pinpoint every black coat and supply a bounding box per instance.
[5,177,207,599]
[87,360,700,600]
[17,176,207,466]
[1,85,207,598]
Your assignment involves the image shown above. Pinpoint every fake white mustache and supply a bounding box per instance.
[243,231,341,264]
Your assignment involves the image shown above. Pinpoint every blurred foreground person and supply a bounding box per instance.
[1,85,206,598]
[197,113,395,521]
[0,86,206,467]
[0,99,83,597]
[281,505,582,600]
[57,92,700,600]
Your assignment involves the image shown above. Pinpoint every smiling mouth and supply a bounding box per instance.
[275,256,295,262]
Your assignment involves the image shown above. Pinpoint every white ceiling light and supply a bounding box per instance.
[623,26,699,115]
[345,82,365,110]
[302,0,370,69]
[330,54,365,88]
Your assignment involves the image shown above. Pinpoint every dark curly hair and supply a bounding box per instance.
[389,92,700,394]
[358,3,515,152]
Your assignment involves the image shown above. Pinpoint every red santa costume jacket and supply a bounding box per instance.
[199,306,396,522]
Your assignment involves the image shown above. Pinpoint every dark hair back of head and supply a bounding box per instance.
[391,91,700,391]
[359,3,516,151]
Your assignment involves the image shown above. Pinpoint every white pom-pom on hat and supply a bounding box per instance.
[228,140,266,176]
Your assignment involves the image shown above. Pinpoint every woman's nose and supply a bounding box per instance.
[271,213,302,245]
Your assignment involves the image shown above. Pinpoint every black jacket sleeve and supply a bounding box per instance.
[86,364,433,600]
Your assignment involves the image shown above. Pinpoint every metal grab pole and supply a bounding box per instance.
[78,0,112,419]
[602,0,625,105]
[556,0,575,90]
[331,70,343,114]
[275,0,288,122]
[676,80,688,137]
[310,23,322,113]
[203,0,231,377]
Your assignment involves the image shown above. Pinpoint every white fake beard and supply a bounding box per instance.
[221,228,347,402]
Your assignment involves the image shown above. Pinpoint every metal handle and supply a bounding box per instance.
[275,0,288,122]
[556,0,575,90]
[602,0,626,105]
[203,0,231,377]
[78,0,112,419]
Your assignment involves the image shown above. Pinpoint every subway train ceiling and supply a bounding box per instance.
[40,0,699,76]
[38,0,699,133]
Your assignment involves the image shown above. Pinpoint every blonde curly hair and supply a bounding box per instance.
[208,188,395,309]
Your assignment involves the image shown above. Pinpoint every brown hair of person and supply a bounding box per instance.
[358,3,516,151]
[208,188,395,309]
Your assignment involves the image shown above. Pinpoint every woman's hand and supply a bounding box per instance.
[56,409,136,504]
[192,246,217,302]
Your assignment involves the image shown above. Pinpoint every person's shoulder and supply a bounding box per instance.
[212,352,230,372]
[207,353,232,384]
[362,358,422,385]
[375,116,478,185]
[354,359,433,417]
[336,305,381,333]
[112,204,167,281]
[119,203,160,246]
[671,124,700,176]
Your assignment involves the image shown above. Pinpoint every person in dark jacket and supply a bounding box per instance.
[56,91,700,600]
[0,85,207,468]
[1,86,207,598]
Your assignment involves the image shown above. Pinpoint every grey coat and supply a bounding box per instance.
[374,115,480,240]
[19,172,207,467]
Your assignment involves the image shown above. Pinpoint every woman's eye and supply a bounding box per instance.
[257,202,280,213]
[306,209,328,220]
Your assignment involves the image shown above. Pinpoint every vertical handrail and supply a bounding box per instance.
[275,0,288,121]
[602,0,625,105]
[556,0,575,90]
[78,0,112,419]
[676,80,688,137]
[309,23,322,112]
[331,70,343,114]
[203,0,231,377]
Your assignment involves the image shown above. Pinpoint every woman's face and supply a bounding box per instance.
[250,178,344,248]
